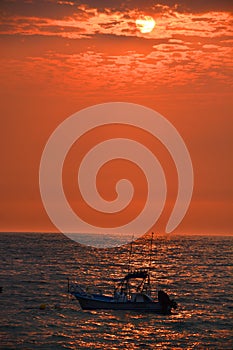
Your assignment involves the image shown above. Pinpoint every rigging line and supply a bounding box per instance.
[127,233,134,272]
[149,232,154,269]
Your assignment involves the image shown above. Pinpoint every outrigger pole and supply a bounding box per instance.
[128,234,134,272]
[149,232,154,268]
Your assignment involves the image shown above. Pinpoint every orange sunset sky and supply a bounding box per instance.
[0,0,232,235]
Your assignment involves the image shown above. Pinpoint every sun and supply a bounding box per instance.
[136,16,156,34]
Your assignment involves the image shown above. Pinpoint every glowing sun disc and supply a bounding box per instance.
[136,16,156,34]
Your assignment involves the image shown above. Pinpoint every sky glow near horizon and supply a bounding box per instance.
[0,0,232,235]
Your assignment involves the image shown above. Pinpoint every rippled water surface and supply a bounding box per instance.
[0,233,232,349]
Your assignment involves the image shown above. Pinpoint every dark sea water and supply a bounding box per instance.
[0,233,232,350]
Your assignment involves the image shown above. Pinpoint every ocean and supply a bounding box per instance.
[0,233,232,349]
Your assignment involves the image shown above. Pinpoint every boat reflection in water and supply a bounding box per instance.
[68,233,177,315]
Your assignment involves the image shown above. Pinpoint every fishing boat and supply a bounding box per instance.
[68,234,177,315]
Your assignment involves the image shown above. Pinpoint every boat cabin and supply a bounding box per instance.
[113,268,152,302]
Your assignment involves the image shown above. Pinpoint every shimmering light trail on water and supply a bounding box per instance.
[0,233,232,349]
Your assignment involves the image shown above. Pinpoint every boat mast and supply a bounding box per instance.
[149,232,154,268]
[128,235,134,272]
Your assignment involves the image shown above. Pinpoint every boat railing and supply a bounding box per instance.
[69,282,87,296]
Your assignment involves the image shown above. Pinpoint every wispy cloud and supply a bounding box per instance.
[1,4,232,39]
[0,2,232,97]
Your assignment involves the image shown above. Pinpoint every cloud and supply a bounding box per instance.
[51,1,233,13]
[0,1,232,98]
[0,5,232,40]
[1,37,232,100]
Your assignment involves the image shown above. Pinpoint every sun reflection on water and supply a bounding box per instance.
[0,233,232,349]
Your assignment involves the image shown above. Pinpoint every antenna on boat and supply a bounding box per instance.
[149,232,154,268]
[128,234,134,272]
